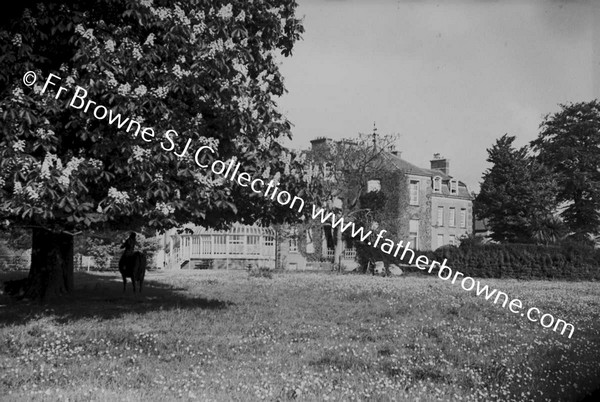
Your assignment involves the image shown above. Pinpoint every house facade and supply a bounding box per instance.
[160,136,473,270]
[307,138,473,254]
[410,154,473,250]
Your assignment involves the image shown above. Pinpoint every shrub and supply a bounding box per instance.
[427,241,600,280]
[247,264,273,279]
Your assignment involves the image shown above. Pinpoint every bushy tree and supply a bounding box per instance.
[530,100,600,242]
[475,134,559,243]
[531,215,567,246]
[0,0,316,300]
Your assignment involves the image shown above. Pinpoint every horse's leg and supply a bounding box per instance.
[132,257,138,295]
[139,255,145,293]
[122,275,126,293]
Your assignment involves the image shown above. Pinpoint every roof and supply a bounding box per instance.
[433,182,472,199]
[176,223,276,236]
[382,152,453,179]
[380,152,471,199]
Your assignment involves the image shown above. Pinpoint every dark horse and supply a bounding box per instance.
[118,251,146,293]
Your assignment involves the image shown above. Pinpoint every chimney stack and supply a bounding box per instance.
[310,137,333,152]
[430,153,450,175]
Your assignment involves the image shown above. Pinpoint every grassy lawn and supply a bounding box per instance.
[1,268,599,401]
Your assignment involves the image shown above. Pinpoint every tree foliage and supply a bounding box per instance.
[475,134,559,243]
[531,215,567,246]
[0,0,317,299]
[0,0,313,235]
[308,133,399,213]
[530,100,600,241]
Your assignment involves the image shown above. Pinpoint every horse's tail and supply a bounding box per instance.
[139,253,146,281]
[118,254,127,275]
[134,252,146,281]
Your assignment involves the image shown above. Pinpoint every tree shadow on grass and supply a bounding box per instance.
[0,270,234,326]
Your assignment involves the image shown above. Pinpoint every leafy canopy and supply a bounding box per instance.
[475,134,559,243]
[0,0,318,234]
[530,100,600,240]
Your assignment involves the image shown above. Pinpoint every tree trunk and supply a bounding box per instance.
[23,228,74,302]
[334,227,343,271]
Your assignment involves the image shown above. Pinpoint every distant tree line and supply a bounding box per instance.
[475,100,600,247]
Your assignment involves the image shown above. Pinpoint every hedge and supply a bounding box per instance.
[354,239,600,280]
[426,243,600,280]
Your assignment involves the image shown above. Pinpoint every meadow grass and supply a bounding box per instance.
[0,268,599,401]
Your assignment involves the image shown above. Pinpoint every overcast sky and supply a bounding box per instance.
[277,0,599,192]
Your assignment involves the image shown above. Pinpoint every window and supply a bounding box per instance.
[367,179,381,193]
[288,238,298,253]
[324,163,332,177]
[229,235,244,255]
[449,234,456,246]
[437,206,444,226]
[449,207,456,227]
[214,235,227,255]
[288,227,299,253]
[192,236,201,255]
[409,180,420,205]
[409,220,419,249]
[305,231,314,254]
[247,235,260,255]
[264,236,274,247]
[437,234,444,248]
[183,236,191,259]
[200,235,212,255]
[460,208,467,228]
[433,176,442,193]
[450,179,458,195]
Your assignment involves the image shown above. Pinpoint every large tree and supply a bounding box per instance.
[475,134,559,243]
[530,100,600,242]
[0,0,317,300]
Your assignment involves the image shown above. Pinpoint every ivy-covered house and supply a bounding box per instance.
[285,137,474,269]
[160,136,473,271]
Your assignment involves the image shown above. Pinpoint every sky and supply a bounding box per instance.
[276,0,599,192]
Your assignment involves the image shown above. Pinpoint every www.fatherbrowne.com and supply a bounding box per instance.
[311,206,576,339]
[24,71,575,339]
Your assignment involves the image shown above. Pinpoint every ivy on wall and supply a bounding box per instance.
[353,170,411,270]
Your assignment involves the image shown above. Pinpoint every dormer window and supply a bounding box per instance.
[433,176,442,193]
[367,179,381,192]
[449,179,458,195]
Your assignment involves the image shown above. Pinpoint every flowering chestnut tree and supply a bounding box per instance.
[0,0,319,300]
